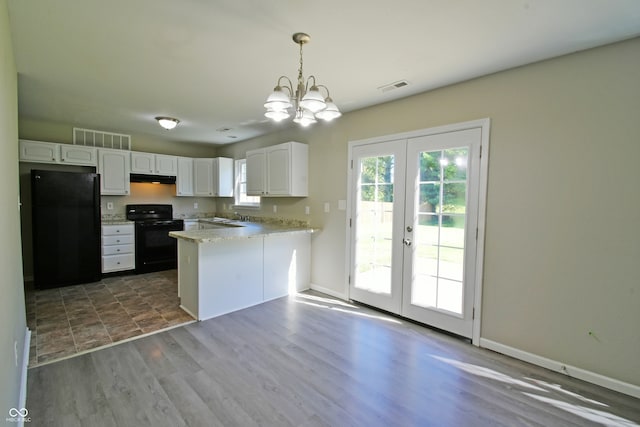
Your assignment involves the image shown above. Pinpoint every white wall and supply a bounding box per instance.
[0,0,28,415]
[218,37,640,388]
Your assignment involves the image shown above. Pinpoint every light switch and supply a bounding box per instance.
[324,202,330,213]
[338,200,347,211]
[305,206,310,215]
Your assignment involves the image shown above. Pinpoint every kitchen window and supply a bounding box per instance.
[234,159,260,208]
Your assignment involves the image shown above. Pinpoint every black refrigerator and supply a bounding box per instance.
[31,170,101,289]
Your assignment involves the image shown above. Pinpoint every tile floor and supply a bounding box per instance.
[25,269,194,367]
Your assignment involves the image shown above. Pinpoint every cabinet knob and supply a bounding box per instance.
[117,262,120,265]
[116,240,120,243]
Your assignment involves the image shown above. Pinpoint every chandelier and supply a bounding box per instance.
[264,32,341,126]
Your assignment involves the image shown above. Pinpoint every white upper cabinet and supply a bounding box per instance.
[20,140,59,163]
[246,142,308,197]
[20,140,98,166]
[131,152,178,176]
[193,158,214,196]
[156,154,178,175]
[193,158,234,197]
[60,145,97,166]
[212,157,234,197]
[130,152,154,173]
[246,149,266,196]
[98,149,130,195]
[176,157,194,196]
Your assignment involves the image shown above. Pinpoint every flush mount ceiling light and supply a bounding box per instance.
[155,116,180,130]
[264,32,341,127]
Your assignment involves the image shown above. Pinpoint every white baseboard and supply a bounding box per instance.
[19,328,31,425]
[480,338,640,399]
[309,283,348,301]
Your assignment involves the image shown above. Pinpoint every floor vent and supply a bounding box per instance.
[378,80,410,93]
[73,128,131,150]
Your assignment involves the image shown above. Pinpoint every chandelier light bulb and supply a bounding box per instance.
[299,86,327,113]
[315,98,342,121]
[265,108,290,122]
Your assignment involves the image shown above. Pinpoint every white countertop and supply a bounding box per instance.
[169,221,315,243]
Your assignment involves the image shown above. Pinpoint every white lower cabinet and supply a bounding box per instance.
[177,231,311,320]
[101,224,135,273]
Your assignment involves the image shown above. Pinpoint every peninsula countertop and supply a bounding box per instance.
[169,221,316,244]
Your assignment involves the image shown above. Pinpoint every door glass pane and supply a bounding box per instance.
[411,147,468,314]
[354,155,395,294]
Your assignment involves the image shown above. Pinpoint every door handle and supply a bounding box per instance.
[403,238,412,246]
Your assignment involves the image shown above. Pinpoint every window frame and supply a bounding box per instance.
[233,158,261,209]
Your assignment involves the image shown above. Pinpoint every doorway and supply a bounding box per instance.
[347,119,490,342]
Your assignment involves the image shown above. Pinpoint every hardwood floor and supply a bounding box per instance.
[27,291,640,427]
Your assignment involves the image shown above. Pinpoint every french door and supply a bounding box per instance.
[348,123,486,339]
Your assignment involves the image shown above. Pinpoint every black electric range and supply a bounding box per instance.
[126,204,184,274]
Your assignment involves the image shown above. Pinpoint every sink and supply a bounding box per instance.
[200,218,245,229]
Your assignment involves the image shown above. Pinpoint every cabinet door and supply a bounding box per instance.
[19,140,59,163]
[60,145,97,166]
[176,157,194,196]
[130,152,155,173]
[98,149,130,195]
[213,157,234,197]
[193,158,214,196]
[246,149,266,196]
[156,154,178,176]
[266,145,291,196]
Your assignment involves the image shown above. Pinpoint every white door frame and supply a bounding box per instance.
[346,118,490,345]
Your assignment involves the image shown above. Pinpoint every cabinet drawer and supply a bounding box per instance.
[102,235,134,246]
[102,244,134,256]
[102,254,135,272]
[102,224,134,236]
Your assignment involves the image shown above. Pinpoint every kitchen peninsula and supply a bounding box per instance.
[169,219,313,321]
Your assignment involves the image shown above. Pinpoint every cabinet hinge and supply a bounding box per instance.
[351,159,353,169]
[479,145,482,159]
[475,227,478,240]
[472,307,475,320]
[349,218,352,227]
[348,275,351,284]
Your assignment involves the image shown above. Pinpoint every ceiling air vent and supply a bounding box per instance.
[378,80,410,93]
[73,128,131,150]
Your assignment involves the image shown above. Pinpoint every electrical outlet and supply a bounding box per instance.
[194,202,198,209]
[324,202,330,213]
[273,205,278,213]
[305,206,310,215]
[107,202,114,210]
[338,200,347,211]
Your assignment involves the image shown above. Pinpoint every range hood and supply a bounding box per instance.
[129,173,176,184]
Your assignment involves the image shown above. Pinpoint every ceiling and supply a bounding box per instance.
[7,1,640,146]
